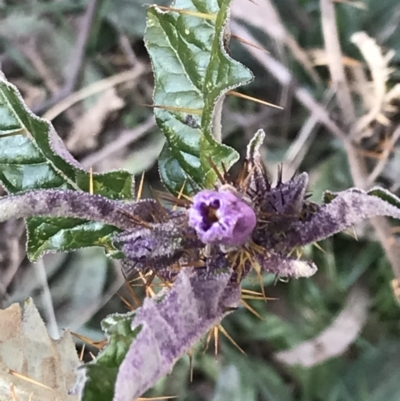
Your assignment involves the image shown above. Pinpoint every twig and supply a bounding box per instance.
[42,65,146,121]
[33,0,99,114]
[350,32,393,140]
[320,0,355,126]
[119,34,138,67]
[284,90,335,178]
[81,116,156,168]
[319,1,400,281]
[64,0,99,94]
[22,41,60,94]
[232,21,348,141]
[235,16,400,282]
[231,0,322,85]
[367,125,400,185]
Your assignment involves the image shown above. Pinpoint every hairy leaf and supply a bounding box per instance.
[75,268,240,401]
[73,311,139,401]
[289,188,400,247]
[145,0,253,193]
[0,73,134,259]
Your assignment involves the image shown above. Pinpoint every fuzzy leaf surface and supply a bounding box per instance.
[0,74,133,260]
[77,311,139,401]
[145,0,253,194]
[75,269,240,401]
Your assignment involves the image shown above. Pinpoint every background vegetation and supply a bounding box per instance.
[1,0,400,400]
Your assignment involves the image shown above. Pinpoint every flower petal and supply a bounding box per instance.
[188,189,257,246]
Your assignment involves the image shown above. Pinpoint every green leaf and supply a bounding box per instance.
[0,73,134,260]
[367,187,400,209]
[158,143,201,194]
[145,0,253,194]
[81,312,140,401]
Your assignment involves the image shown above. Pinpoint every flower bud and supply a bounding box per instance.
[188,189,256,246]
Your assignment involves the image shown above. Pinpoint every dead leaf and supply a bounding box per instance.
[275,285,370,367]
[66,88,124,153]
[0,299,80,400]
[351,32,395,140]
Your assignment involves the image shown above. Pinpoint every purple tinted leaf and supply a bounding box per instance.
[0,189,159,231]
[114,213,203,277]
[112,269,240,401]
[255,252,317,278]
[263,172,309,217]
[288,188,400,247]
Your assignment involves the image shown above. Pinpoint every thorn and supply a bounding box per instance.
[235,161,248,187]
[173,179,187,211]
[143,271,157,291]
[312,242,326,254]
[117,208,152,228]
[8,369,53,390]
[139,272,157,297]
[141,103,203,115]
[0,128,26,137]
[218,324,246,355]
[150,186,170,221]
[188,349,194,382]
[154,190,192,206]
[240,288,266,296]
[89,166,94,194]
[240,299,265,321]
[227,90,283,110]
[117,292,136,311]
[241,293,276,301]
[239,162,258,192]
[213,326,219,359]
[276,164,283,187]
[223,306,238,313]
[252,259,267,301]
[221,162,230,182]
[231,34,269,53]
[123,277,143,307]
[79,343,86,361]
[204,329,213,353]
[154,5,217,21]
[70,332,108,349]
[137,171,146,201]
[207,157,227,185]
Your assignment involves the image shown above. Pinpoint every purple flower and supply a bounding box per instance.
[188,188,257,246]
